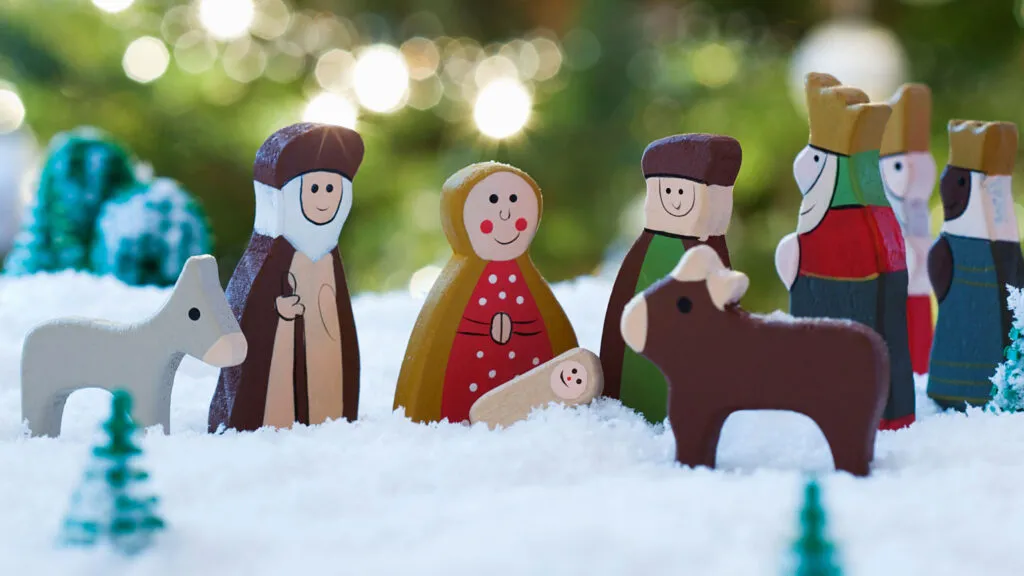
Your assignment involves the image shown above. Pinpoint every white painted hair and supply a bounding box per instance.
[252,175,353,261]
[253,180,282,238]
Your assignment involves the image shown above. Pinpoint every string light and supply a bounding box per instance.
[353,44,409,113]
[123,37,170,84]
[473,78,531,139]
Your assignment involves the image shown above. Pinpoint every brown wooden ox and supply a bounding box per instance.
[619,245,889,476]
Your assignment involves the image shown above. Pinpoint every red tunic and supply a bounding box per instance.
[440,260,555,422]
[798,206,907,279]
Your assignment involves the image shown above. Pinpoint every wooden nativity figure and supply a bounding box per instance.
[393,162,578,423]
[208,123,362,431]
[599,133,740,424]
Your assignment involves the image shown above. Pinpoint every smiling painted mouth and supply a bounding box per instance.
[495,232,521,246]
[558,370,569,387]
[661,192,696,218]
[316,206,331,212]
[799,203,816,216]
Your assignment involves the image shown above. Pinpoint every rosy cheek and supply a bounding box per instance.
[480,220,494,234]
[515,218,528,231]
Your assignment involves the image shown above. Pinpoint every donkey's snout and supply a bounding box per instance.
[202,332,248,367]
[621,295,648,353]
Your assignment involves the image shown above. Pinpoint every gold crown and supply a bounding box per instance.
[880,84,931,156]
[805,72,891,155]
[948,120,1017,175]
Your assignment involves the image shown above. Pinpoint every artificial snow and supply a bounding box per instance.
[1,271,1023,575]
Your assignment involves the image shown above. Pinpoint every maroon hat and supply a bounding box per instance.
[641,133,742,186]
[253,123,365,188]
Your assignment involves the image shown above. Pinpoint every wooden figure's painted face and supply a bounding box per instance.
[464,171,539,261]
[549,358,589,400]
[792,145,839,234]
[300,171,347,225]
[643,176,725,239]
[880,152,936,235]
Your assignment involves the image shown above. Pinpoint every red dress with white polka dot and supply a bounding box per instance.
[440,260,554,422]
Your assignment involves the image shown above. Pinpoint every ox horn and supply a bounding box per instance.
[671,245,725,282]
[707,269,749,311]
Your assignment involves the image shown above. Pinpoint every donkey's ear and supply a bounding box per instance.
[707,269,749,311]
[180,255,219,281]
[671,245,725,282]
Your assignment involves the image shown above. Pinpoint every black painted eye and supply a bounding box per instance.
[311,184,319,193]
[665,188,671,194]
[510,194,518,203]
[571,368,578,374]
[958,176,966,186]
[677,188,684,195]
[894,162,902,171]
[188,308,201,321]
[676,297,692,314]
[813,154,820,162]
[576,379,582,384]
[489,194,499,204]
[326,184,334,192]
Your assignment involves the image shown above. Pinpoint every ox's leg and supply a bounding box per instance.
[670,408,721,470]
[131,391,171,435]
[818,418,873,477]
[22,388,73,438]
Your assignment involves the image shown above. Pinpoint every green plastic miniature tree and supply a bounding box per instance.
[991,287,1024,411]
[788,478,842,576]
[90,178,212,287]
[4,128,135,275]
[60,390,165,555]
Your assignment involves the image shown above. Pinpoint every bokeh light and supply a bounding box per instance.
[303,92,358,129]
[222,38,267,83]
[0,89,26,134]
[789,19,907,107]
[353,45,409,113]
[691,42,738,88]
[92,0,134,14]
[314,49,355,92]
[123,36,170,84]
[408,76,443,110]
[408,265,442,298]
[473,78,531,139]
[251,0,290,40]
[474,55,518,88]
[530,36,563,81]
[198,0,255,41]
[401,37,441,80]
[174,31,218,74]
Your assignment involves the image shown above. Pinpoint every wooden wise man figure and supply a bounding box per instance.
[208,123,362,431]
[600,134,740,424]
[879,84,937,376]
[775,73,915,430]
[393,162,577,424]
[928,120,1023,409]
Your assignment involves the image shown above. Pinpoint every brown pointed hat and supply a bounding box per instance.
[805,72,891,155]
[880,83,931,156]
[253,123,365,188]
[948,120,1017,175]
[641,134,742,186]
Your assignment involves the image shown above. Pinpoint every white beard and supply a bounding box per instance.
[253,176,352,262]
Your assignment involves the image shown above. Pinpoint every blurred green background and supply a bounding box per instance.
[1,0,1023,312]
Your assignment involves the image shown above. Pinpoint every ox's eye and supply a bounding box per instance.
[188,307,201,321]
[676,297,692,314]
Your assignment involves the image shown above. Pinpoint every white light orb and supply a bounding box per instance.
[473,78,531,140]
[122,36,170,84]
[92,0,134,13]
[409,265,442,298]
[198,0,255,41]
[789,19,907,110]
[303,92,358,130]
[0,90,26,134]
[352,44,410,113]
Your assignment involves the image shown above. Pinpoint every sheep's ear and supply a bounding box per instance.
[707,269,748,311]
[671,245,725,282]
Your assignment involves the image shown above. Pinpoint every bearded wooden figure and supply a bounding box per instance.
[208,123,362,431]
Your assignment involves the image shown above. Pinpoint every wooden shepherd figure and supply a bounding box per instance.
[600,134,740,424]
[775,72,915,430]
[928,120,1024,409]
[208,123,362,431]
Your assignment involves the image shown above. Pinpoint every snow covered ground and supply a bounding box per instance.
[1,270,1023,575]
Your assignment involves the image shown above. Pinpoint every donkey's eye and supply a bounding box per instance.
[676,297,692,314]
[188,308,201,321]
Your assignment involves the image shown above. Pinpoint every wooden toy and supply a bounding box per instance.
[394,162,578,424]
[208,123,363,431]
[468,347,603,429]
[928,120,1023,409]
[623,245,888,477]
[21,255,246,437]
[600,133,741,424]
[880,83,937,376]
[775,72,914,430]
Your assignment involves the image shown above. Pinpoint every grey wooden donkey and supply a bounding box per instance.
[21,255,248,437]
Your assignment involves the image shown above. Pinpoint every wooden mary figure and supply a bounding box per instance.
[394,162,577,423]
[208,123,362,431]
